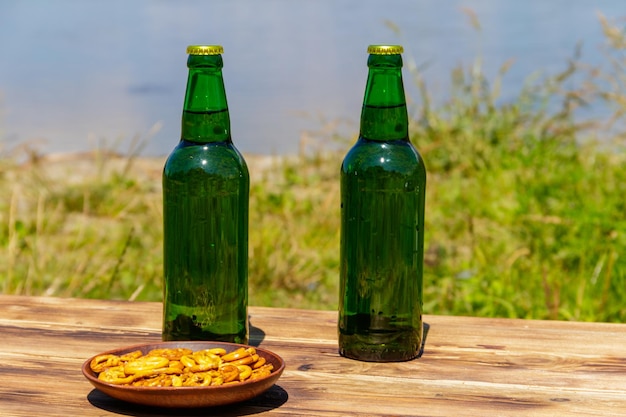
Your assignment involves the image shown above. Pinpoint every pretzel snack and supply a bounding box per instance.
[90,346,274,387]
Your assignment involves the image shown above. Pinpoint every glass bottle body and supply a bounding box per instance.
[339,48,426,362]
[163,138,249,343]
[162,49,249,343]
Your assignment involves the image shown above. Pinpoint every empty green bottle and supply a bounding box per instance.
[338,45,426,362]
[162,45,249,343]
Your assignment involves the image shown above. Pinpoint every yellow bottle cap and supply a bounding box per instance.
[186,45,224,55]
[367,45,404,55]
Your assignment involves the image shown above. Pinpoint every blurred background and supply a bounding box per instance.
[2,0,626,320]
[1,0,623,157]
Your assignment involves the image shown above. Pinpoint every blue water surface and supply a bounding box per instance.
[0,0,623,156]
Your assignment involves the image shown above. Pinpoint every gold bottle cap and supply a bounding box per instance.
[186,45,224,55]
[367,45,404,55]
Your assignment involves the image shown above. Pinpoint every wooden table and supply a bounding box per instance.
[1,294,625,416]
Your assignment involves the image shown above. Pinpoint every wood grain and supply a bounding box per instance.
[0,295,625,416]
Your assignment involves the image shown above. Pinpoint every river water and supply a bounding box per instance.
[0,0,623,156]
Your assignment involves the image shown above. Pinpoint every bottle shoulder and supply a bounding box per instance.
[164,140,249,179]
[341,138,426,178]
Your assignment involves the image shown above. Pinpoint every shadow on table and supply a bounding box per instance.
[418,322,430,358]
[248,318,265,347]
[87,384,289,416]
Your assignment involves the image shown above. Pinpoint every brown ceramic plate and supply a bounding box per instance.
[82,341,285,408]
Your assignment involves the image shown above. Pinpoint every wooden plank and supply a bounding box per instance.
[0,295,625,416]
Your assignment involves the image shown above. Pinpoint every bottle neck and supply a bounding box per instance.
[359,54,409,142]
[181,54,231,143]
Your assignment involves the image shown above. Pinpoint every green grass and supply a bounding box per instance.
[1,15,625,322]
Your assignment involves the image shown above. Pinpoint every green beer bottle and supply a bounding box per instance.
[162,45,249,343]
[338,45,426,362]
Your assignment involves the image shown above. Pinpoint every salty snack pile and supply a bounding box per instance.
[89,346,274,387]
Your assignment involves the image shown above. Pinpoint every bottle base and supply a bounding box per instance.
[163,313,248,344]
[338,315,423,362]
[338,331,422,362]
[339,344,421,362]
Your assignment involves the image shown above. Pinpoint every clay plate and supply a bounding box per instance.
[82,341,285,408]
